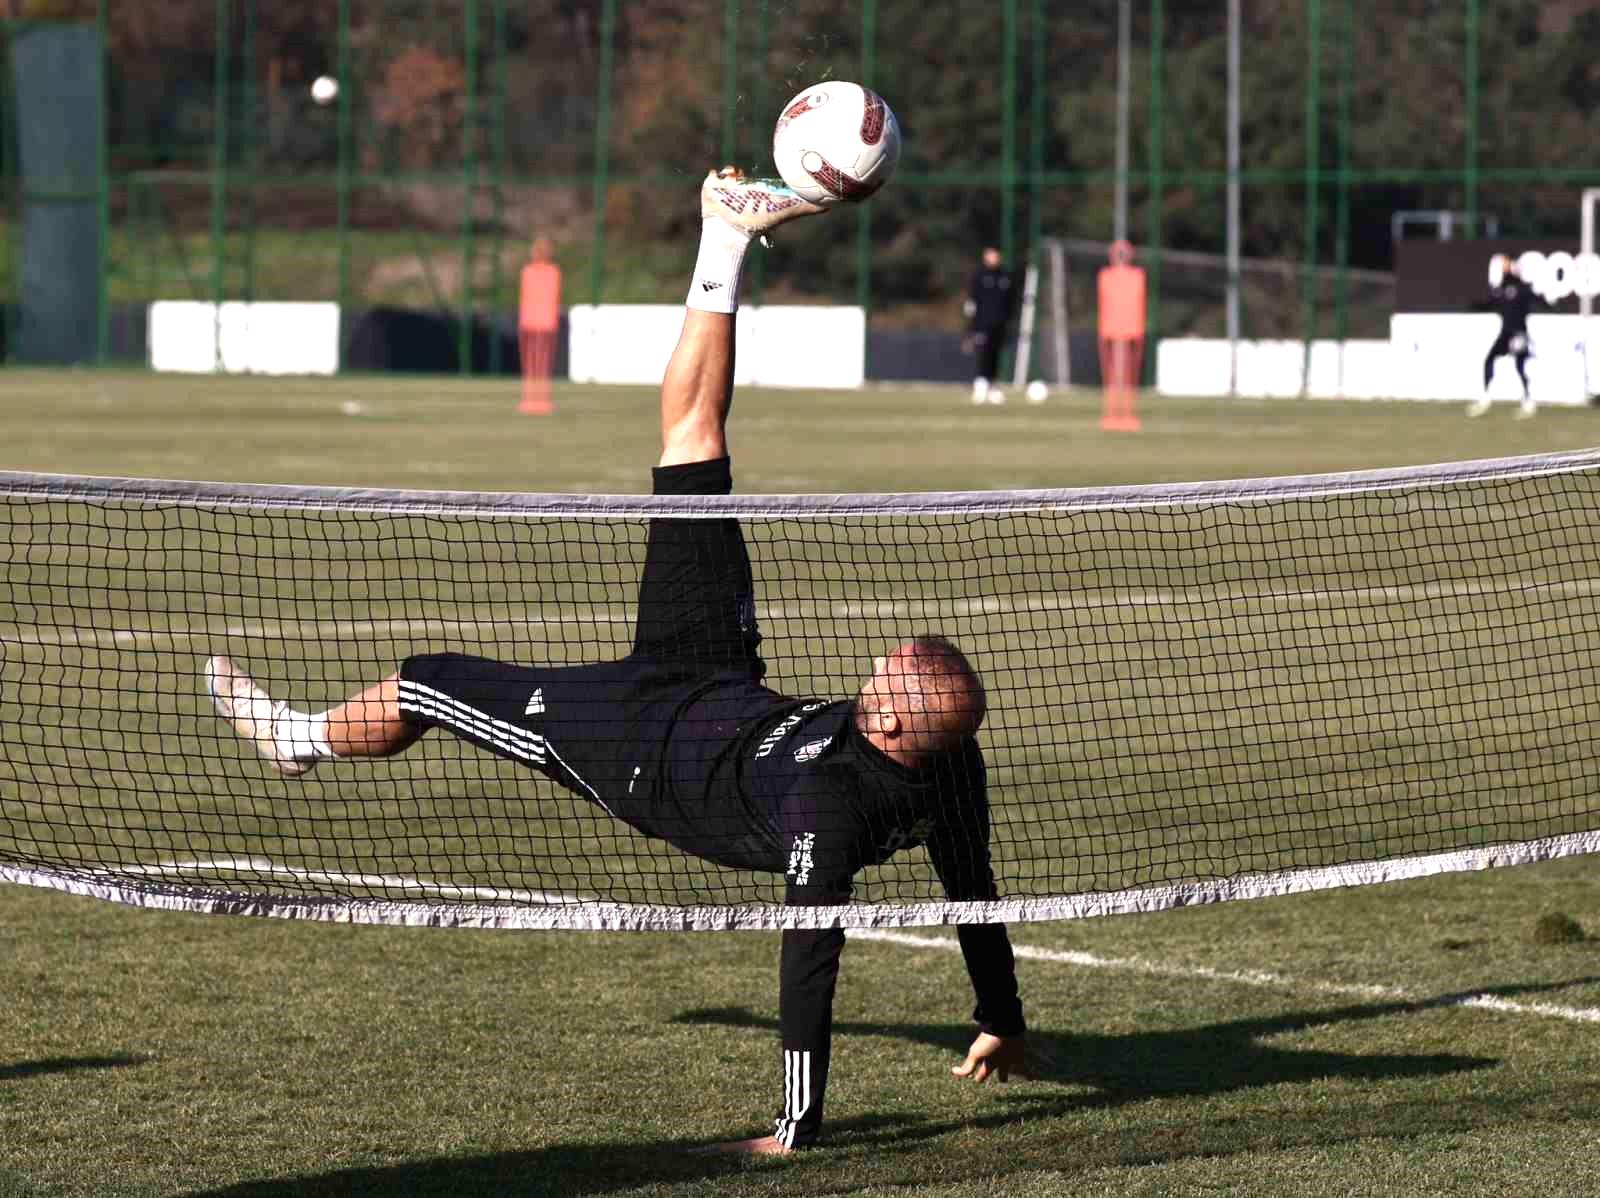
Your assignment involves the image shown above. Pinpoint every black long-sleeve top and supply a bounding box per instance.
[966,264,1017,334]
[640,679,1025,1150]
[1474,275,1538,336]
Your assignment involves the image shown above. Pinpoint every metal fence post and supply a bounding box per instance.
[459,0,480,376]
[1002,0,1018,266]
[589,0,617,306]
[1465,0,1479,238]
[1299,0,1322,396]
[489,0,508,376]
[335,0,351,370]
[209,0,230,370]
[96,0,110,364]
[1334,0,1354,379]
[855,0,878,319]
[721,0,739,166]
[1146,0,1163,383]
[748,0,769,306]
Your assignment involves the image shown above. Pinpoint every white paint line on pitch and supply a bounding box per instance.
[7,573,1600,652]
[846,927,1600,1026]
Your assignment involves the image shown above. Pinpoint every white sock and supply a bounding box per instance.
[273,708,336,761]
[686,218,752,314]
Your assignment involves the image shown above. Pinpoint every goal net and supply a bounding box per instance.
[4,452,1600,931]
[1012,237,1397,389]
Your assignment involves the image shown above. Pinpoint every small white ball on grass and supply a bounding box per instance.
[311,75,340,106]
[1026,380,1049,404]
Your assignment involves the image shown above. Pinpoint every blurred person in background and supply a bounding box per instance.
[1468,254,1539,419]
[964,246,1016,405]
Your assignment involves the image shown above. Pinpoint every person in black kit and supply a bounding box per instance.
[206,167,1028,1155]
[964,245,1016,405]
[1467,254,1539,419]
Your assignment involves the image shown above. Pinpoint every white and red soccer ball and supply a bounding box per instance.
[772,81,902,206]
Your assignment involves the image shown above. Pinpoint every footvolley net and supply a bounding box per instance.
[4,451,1600,931]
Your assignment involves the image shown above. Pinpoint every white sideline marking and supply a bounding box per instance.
[847,928,1600,1026]
[6,574,1600,652]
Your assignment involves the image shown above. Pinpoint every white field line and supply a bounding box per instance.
[6,575,1599,651]
[846,927,1600,1026]
[80,858,1600,1027]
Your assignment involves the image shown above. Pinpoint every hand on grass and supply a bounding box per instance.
[951,1032,1031,1083]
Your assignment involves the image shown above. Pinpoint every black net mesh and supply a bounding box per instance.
[3,455,1600,928]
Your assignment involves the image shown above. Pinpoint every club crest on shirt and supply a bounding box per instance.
[794,736,832,763]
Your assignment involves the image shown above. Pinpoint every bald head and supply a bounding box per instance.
[855,635,987,765]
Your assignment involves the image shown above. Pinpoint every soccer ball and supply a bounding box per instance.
[310,75,339,106]
[1026,380,1050,404]
[772,81,901,206]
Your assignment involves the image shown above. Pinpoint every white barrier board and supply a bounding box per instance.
[1157,317,1600,405]
[1389,313,1600,404]
[1156,339,1392,399]
[568,304,865,389]
[149,302,341,376]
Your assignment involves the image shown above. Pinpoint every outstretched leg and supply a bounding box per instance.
[207,170,824,776]
[321,676,418,755]
[206,656,417,775]
[635,169,827,674]
[660,308,737,466]
[662,167,823,464]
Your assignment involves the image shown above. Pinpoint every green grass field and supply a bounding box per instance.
[5,371,1600,1197]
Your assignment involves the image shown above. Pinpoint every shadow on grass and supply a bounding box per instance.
[672,1007,1488,1101]
[176,976,1598,1197]
[0,1055,147,1082]
[182,1135,803,1198]
[674,975,1600,1102]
